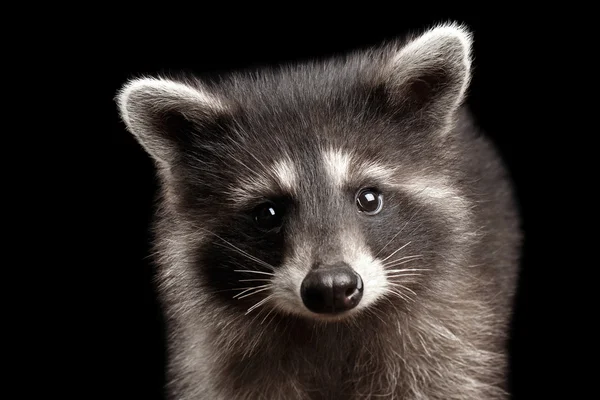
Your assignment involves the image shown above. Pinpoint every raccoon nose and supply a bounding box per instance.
[300,263,364,314]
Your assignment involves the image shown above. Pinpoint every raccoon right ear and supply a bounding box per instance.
[381,22,473,131]
[116,77,226,165]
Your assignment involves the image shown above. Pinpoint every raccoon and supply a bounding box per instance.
[116,22,521,400]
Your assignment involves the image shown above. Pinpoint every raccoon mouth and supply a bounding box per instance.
[300,264,364,315]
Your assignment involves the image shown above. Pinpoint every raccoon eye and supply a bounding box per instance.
[356,188,383,215]
[253,202,284,232]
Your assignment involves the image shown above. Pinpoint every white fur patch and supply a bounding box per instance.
[228,157,298,205]
[322,148,398,189]
[359,161,397,183]
[271,158,297,192]
[228,177,273,204]
[394,175,471,224]
[270,243,312,316]
[322,148,351,188]
[271,232,389,320]
[346,243,389,311]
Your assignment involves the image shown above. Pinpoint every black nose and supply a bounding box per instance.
[300,263,364,314]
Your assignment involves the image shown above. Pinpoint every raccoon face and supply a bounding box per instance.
[117,23,473,322]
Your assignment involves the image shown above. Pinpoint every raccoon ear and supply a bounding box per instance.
[383,22,472,129]
[116,77,226,165]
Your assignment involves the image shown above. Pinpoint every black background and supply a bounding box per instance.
[75,9,577,400]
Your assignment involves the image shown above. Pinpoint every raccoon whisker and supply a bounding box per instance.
[382,255,423,267]
[233,285,270,291]
[364,307,388,326]
[238,279,273,282]
[232,288,265,299]
[241,307,273,360]
[373,204,426,258]
[385,268,431,273]
[389,288,415,303]
[373,222,411,258]
[386,274,423,279]
[386,275,423,280]
[382,254,422,265]
[245,294,275,315]
[391,292,416,305]
[384,261,422,270]
[233,270,275,276]
[199,227,277,271]
[259,306,276,325]
[142,250,162,261]
[213,241,276,271]
[387,283,418,298]
[258,308,280,333]
[235,286,273,299]
[212,286,259,294]
[379,241,412,263]
[379,296,405,317]
[383,288,415,304]
[249,308,271,334]
[232,284,272,299]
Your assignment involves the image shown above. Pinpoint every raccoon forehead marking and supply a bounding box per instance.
[271,158,298,192]
[394,175,473,225]
[227,157,298,204]
[356,161,397,183]
[322,148,397,188]
[322,148,351,189]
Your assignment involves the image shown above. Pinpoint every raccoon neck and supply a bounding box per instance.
[188,298,508,399]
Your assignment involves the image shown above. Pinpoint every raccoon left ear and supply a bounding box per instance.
[116,77,227,165]
[383,22,473,130]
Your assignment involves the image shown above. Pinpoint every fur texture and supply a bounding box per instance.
[116,22,521,399]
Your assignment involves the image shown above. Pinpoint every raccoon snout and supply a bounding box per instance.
[300,264,364,314]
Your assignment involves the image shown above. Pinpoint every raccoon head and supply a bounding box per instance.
[117,23,474,322]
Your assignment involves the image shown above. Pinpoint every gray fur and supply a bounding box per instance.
[116,22,521,399]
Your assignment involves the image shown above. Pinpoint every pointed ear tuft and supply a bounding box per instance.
[383,22,473,128]
[116,77,226,164]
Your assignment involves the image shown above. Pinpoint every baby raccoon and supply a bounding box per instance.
[116,22,521,400]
